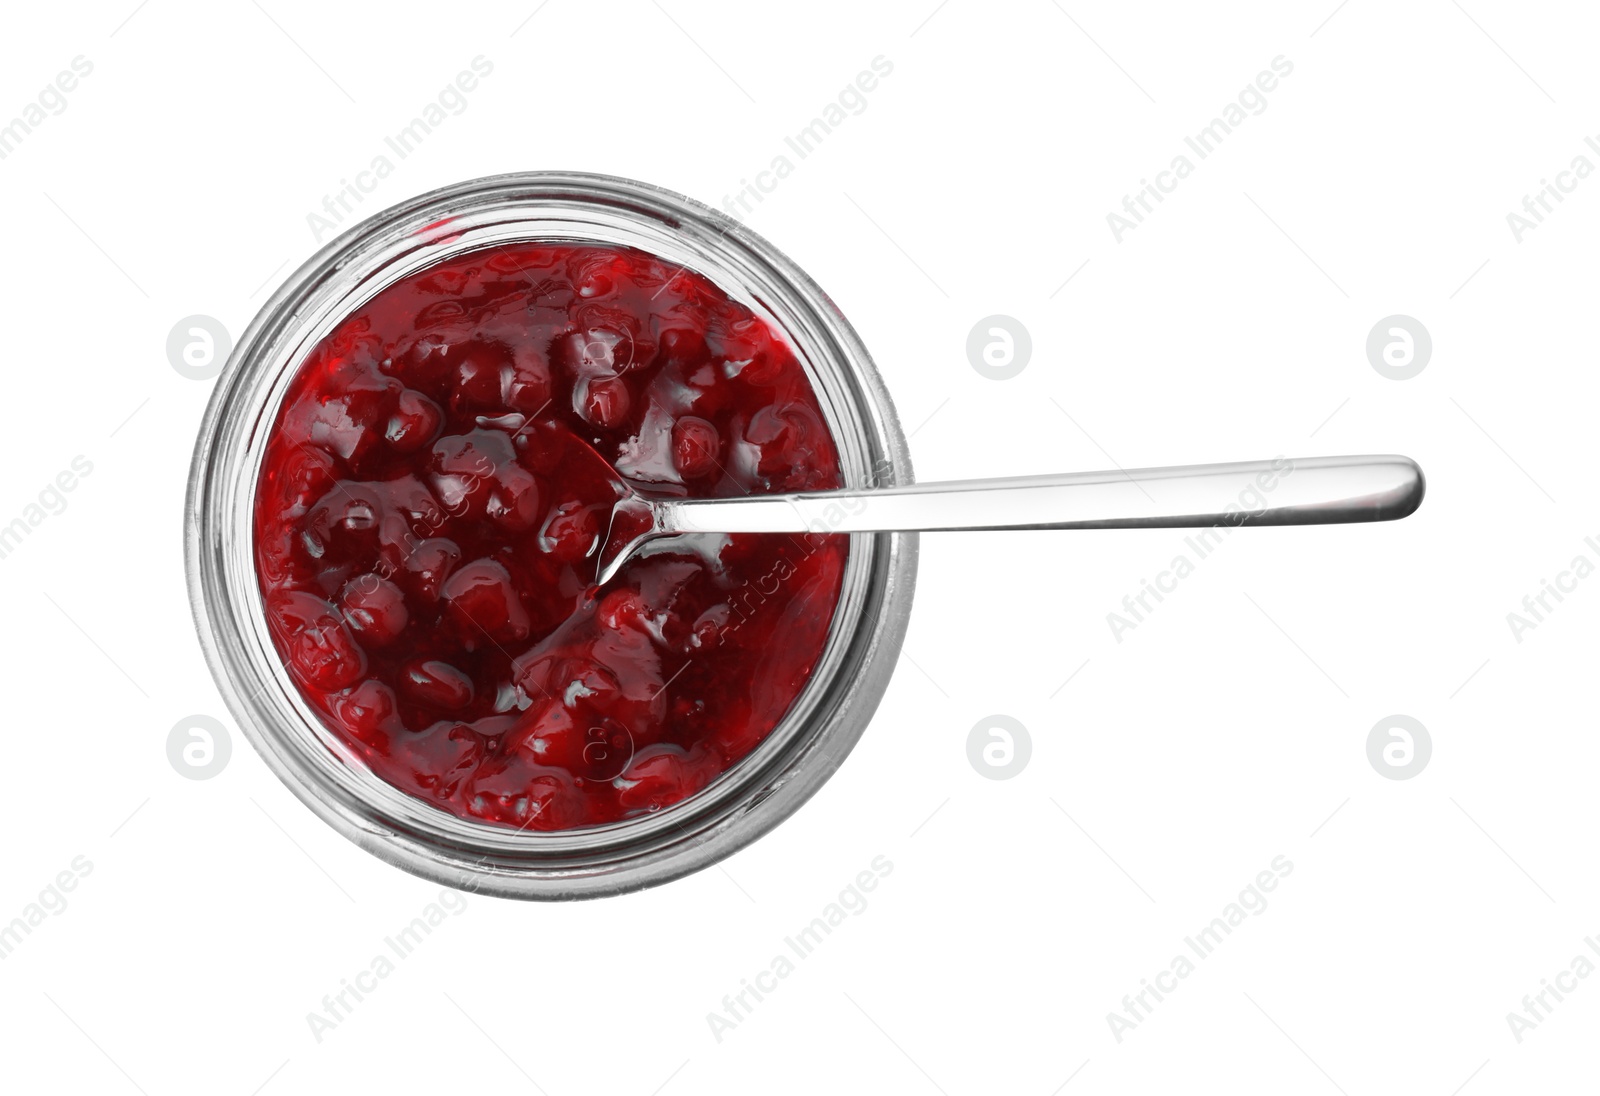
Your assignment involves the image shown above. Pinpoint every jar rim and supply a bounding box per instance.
[185,171,918,899]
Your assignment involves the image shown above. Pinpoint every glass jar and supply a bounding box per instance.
[185,172,917,900]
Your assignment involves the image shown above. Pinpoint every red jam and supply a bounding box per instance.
[253,242,848,830]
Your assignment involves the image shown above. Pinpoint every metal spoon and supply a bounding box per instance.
[595,454,1424,584]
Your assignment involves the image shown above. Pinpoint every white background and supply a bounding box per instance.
[1,1,1594,1092]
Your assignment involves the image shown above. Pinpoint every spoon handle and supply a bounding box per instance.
[659,455,1424,536]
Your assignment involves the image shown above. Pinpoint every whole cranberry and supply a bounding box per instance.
[671,416,720,479]
[538,500,600,563]
[441,559,531,645]
[331,680,401,750]
[428,430,514,515]
[613,745,719,814]
[484,465,541,533]
[451,344,513,416]
[656,325,708,370]
[506,343,553,414]
[270,591,366,691]
[399,659,476,711]
[385,389,443,454]
[338,575,409,646]
[398,537,462,603]
[596,588,648,632]
[577,375,631,430]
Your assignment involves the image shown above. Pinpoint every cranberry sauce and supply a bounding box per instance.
[253,243,849,830]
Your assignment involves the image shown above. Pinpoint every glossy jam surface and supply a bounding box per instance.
[253,242,848,830]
